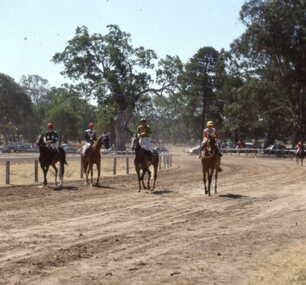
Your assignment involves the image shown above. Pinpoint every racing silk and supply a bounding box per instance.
[84,129,97,144]
[137,124,152,138]
[44,130,58,144]
[296,142,304,150]
[203,127,219,141]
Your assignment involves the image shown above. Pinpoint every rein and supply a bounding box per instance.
[202,144,217,158]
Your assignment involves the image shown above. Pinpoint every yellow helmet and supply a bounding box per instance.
[207,121,214,127]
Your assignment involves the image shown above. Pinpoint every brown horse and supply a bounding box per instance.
[81,134,104,186]
[296,148,304,166]
[200,136,222,196]
[131,135,159,192]
[36,135,67,187]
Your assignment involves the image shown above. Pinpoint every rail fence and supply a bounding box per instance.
[222,148,295,158]
[0,153,173,186]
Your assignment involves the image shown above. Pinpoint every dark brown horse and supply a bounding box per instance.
[131,135,159,192]
[200,136,222,196]
[36,135,67,187]
[296,148,304,166]
[81,134,104,186]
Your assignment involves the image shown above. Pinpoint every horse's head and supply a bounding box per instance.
[131,134,140,150]
[205,135,217,155]
[36,134,45,147]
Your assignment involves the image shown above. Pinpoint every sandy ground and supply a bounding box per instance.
[1,154,306,285]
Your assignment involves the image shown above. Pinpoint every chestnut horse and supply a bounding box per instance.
[131,135,159,192]
[81,134,104,186]
[200,136,222,196]
[36,135,67,187]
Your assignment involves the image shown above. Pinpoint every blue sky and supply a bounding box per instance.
[0,0,246,87]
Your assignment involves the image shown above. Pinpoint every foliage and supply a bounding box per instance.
[0,73,33,143]
[227,0,306,144]
[52,25,175,150]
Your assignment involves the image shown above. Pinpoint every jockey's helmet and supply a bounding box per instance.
[88,122,94,129]
[207,121,214,127]
[47,123,53,129]
[140,118,146,123]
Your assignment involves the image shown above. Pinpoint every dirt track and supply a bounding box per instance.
[1,155,306,285]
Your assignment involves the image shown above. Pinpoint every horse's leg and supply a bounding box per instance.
[95,161,101,186]
[202,164,208,195]
[208,168,214,196]
[152,163,158,190]
[214,168,218,194]
[59,161,64,187]
[89,163,94,185]
[83,161,89,185]
[52,163,58,186]
[140,169,147,189]
[146,168,152,189]
[136,168,142,191]
[42,166,48,186]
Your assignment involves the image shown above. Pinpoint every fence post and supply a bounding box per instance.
[163,155,166,169]
[113,157,117,175]
[34,160,38,182]
[5,161,10,184]
[80,158,83,178]
[170,154,172,167]
[159,155,162,170]
[126,157,129,175]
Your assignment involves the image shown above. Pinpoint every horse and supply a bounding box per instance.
[81,134,104,186]
[200,136,222,196]
[296,148,304,166]
[36,135,67,187]
[131,135,159,192]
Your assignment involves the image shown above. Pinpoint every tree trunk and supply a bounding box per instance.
[114,107,133,151]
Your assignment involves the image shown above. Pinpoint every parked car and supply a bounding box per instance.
[186,145,201,155]
[221,142,236,153]
[263,144,289,156]
[0,146,10,153]
[62,144,79,154]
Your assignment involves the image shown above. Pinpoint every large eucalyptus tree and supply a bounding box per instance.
[230,0,306,144]
[53,25,173,150]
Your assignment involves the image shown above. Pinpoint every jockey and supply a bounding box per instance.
[295,140,304,154]
[83,122,97,155]
[137,118,152,151]
[199,120,222,158]
[44,123,59,152]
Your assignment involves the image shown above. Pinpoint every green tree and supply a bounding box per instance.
[20,75,50,104]
[179,47,223,140]
[42,88,90,142]
[230,0,306,144]
[0,73,33,144]
[53,25,173,150]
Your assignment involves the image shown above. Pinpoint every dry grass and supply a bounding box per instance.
[0,151,177,186]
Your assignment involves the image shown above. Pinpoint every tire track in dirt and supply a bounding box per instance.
[1,155,306,284]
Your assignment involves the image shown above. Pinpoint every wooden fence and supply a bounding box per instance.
[0,153,173,186]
